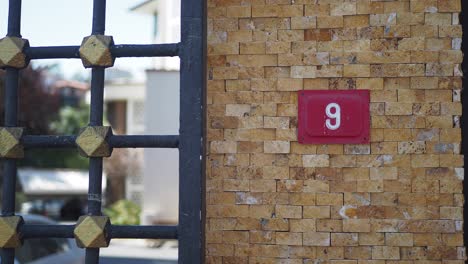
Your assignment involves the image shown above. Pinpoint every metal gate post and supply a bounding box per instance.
[179,0,205,262]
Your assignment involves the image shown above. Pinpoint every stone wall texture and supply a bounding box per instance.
[206,0,465,263]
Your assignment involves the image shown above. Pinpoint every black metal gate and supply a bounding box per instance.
[0,0,204,263]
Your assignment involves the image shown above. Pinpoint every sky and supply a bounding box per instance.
[0,0,154,80]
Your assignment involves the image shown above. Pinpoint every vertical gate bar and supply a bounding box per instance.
[86,55,106,264]
[7,0,21,37]
[89,69,105,126]
[1,161,17,216]
[1,68,21,264]
[86,249,100,263]
[1,249,15,264]
[87,158,104,214]
[179,0,204,262]
[4,69,19,126]
[2,69,20,214]
[86,1,107,262]
[92,0,106,35]
[2,2,23,263]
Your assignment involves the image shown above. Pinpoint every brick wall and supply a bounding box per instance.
[206,0,465,263]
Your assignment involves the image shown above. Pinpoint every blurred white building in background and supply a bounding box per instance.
[132,0,181,225]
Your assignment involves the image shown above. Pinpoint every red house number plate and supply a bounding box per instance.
[298,90,370,144]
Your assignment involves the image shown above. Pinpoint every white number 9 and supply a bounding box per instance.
[325,103,341,130]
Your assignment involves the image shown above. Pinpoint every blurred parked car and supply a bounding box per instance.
[20,200,65,221]
[1,215,84,264]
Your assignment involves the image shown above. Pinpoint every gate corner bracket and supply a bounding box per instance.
[74,215,111,248]
[0,127,24,159]
[75,126,113,158]
[79,35,115,68]
[0,215,24,248]
[0,37,29,69]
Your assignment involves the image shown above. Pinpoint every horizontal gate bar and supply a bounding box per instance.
[21,224,75,238]
[26,43,180,60]
[26,46,80,59]
[20,225,178,239]
[22,135,179,148]
[112,44,179,57]
[108,135,179,148]
[109,225,178,239]
[22,135,77,148]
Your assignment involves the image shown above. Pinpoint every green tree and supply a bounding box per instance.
[21,104,90,169]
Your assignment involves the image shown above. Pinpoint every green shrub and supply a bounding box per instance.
[104,200,141,225]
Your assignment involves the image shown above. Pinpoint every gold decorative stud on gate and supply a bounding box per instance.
[79,35,115,68]
[0,216,23,248]
[0,37,29,69]
[74,216,111,248]
[75,126,113,157]
[0,127,24,159]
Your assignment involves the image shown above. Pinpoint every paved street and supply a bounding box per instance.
[99,240,178,264]
[100,258,176,264]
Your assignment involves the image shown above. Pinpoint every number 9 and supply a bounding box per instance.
[325,103,341,130]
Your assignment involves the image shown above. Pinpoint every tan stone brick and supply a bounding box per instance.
[290,219,316,232]
[276,205,302,219]
[226,6,251,18]
[343,219,371,232]
[372,246,400,260]
[277,78,303,91]
[303,206,330,219]
[303,155,330,168]
[359,233,385,246]
[385,103,413,115]
[442,233,464,246]
[250,180,275,192]
[228,30,253,42]
[278,30,304,42]
[385,233,413,246]
[289,193,316,206]
[264,42,290,55]
[356,78,384,90]
[438,0,461,12]
[331,2,356,16]
[425,13,452,25]
[291,66,317,78]
[303,232,330,246]
[316,193,343,206]
[242,201,271,217]
[370,13,396,26]
[264,141,290,154]
[304,4,330,17]
[384,2,410,13]
[303,52,330,65]
[344,15,369,28]
[250,230,275,244]
[439,25,463,38]
[276,232,302,246]
[278,5,303,17]
[211,141,238,154]
[291,16,317,30]
[331,233,359,246]
[317,16,344,29]
[239,42,265,55]
[440,207,463,220]
[263,166,289,179]
[410,0,438,12]
[227,55,277,67]
[251,5,278,17]
[344,64,370,77]
[369,167,398,180]
[398,141,426,154]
